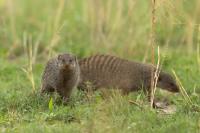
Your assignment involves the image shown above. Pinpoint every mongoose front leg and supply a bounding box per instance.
[41,84,55,93]
[57,87,73,102]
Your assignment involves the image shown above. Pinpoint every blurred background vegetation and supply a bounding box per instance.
[0,0,200,59]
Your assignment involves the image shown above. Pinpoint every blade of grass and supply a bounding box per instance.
[172,70,193,105]
[197,26,200,68]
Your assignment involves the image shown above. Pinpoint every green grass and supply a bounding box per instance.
[0,0,200,132]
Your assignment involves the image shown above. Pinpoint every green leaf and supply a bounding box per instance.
[48,97,53,112]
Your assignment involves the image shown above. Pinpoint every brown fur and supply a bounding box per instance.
[78,54,179,94]
[41,53,80,100]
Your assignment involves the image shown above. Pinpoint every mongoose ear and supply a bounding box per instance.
[57,54,62,60]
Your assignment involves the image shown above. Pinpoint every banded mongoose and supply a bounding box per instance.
[78,54,179,95]
[41,53,80,101]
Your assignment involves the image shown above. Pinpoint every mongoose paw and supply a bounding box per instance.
[62,97,70,104]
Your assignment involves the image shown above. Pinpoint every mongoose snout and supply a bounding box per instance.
[157,72,179,93]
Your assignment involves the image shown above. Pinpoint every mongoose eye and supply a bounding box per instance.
[58,55,62,60]
[69,59,73,63]
[62,59,65,63]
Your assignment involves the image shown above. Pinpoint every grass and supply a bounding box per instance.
[0,0,200,132]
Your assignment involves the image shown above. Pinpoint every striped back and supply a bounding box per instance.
[79,54,127,74]
[78,54,142,90]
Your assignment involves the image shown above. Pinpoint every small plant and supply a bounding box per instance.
[84,81,95,103]
[48,97,54,112]
[21,32,36,92]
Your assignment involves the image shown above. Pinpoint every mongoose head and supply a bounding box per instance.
[57,53,78,70]
[157,72,179,93]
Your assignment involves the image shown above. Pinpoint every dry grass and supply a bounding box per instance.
[44,0,65,56]
[197,26,200,68]
[151,46,162,107]
[21,32,36,92]
[172,70,193,105]
[150,0,156,108]
[5,0,19,57]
